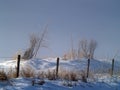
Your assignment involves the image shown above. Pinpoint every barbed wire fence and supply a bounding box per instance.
[0,55,120,80]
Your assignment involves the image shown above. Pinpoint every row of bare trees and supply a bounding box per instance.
[20,24,97,60]
[22,31,97,60]
[63,39,97,60]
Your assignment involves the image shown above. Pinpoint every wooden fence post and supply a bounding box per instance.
[16,55,21,78]
[56,57,59,78]
[87,59,90,78]
[111,59,114,76]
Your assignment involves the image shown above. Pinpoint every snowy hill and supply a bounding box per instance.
[0,58,120,90]
[1,58,118,73]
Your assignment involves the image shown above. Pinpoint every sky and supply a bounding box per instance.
[0,0,120,59]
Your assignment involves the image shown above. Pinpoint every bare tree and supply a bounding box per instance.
[80,40,89,58]
[34,27,48,58]
[79,39,97,59]
[63,38,97,60]
[22,26,48,60]
[88,40,97,59]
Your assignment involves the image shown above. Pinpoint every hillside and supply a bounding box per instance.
[0,58,120,90]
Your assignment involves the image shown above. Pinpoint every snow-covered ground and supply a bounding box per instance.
[0,58,120,90]
[0,77,119,90]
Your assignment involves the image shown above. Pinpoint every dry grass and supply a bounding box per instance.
[0,69,8,81]
[58,69,78,81]
[37,71,46,79]
[42,69,78,81]
[58,69,95,82]
[45,69,56,80]
[0,67,17,80]
[37,69,87,81]
[20,65,35,78]
[7,68,17,79]
[78,70,87,82]
[37,69,75,80]
[61,72,78,81]
[0,64,116,83]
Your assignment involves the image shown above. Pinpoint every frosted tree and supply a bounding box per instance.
[22,26,48,60]
[79,39,97,59]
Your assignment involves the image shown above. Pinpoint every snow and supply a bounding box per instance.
[0,77,119,90]
[0,58,120,90]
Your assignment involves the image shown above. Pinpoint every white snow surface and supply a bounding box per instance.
[0,58,120,90]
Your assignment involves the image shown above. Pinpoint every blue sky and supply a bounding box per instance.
[0,0,120,59]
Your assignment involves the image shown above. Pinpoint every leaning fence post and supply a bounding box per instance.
[56,57,59,78]
[87,58,90,78]
[16,55,21,78]
[111,58,114,76]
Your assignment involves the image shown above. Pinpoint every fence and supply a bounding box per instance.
[0,55,21,78]
[0,55,120,79]
[55,58,120,79]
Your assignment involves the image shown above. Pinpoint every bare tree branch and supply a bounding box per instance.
[22,25,48,60]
